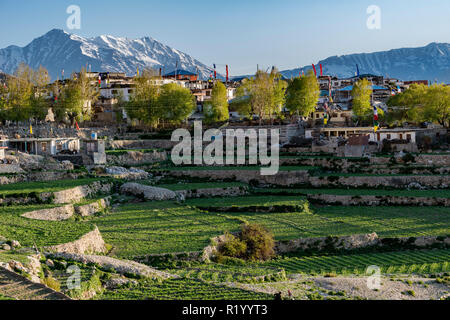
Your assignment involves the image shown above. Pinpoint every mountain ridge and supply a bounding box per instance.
[280,42,450,82]
[0,29,215,80]
[0,30,448,83]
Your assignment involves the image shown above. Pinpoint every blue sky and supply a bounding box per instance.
[0,0,449,75]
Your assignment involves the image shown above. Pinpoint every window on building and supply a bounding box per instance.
[112,90,118,95]
[128,89,133,94]
[56,143,62,151]
[387,134,391,139]
[406,134,411,141]
[41,142,47,152]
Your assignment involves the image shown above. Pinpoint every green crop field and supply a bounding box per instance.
[0,204,95,247]
[0,178,106,196]
[252,188,450,198]
[154,182,248,191]
[96,278,272,300]
[90,195,449,258]
[262,249,450,275]
[154,165,317,171]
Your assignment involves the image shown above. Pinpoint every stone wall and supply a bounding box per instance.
[107,150,167,166]
[164,168,449,188]
[21,197,111,221]
[46,252,176,280]
[45,227,107,254]
[74,197,111,217]
[275,233,450,254]
[307,194,450,206]
[0,171,85,186]
[275,233,380,254]
[175,186,248,199]
[309,175,449,189]
[108,139,176,150]
[166,169,310,186]
[51,181,113,204]
[21,204,75,221]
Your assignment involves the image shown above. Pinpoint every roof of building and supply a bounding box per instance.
[164,69,197,76]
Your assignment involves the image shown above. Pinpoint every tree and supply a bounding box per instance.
[204,81,229,124]
[351,79,373,119]
[233,68,287,124]
[285,70,320,117]
[30,65,51,121]
[0,63,34,123]
[387,84,450,127]
[158,83,196,125]
[55,68,98,124]
[125,73,160,126]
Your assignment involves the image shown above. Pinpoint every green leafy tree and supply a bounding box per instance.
[30,65,51,121]
[125,74,160,126]
[0,63,34,123]
[158,83,195,125]
[387,84,450,127]
[285,70,320,117]
[55,68,98,124]
[232,68,287,124]
[351,79,373,119]
[204,81,229,124]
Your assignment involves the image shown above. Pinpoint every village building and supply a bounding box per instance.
[6,137,80,156]
[163,69,198,81]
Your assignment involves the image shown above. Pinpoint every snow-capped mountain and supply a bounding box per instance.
[0,29,215,80]
[280,43,450,83]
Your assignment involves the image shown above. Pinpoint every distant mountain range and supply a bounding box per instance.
[0,29,215,80]
[280,43,450,83]
[0,29,448,83]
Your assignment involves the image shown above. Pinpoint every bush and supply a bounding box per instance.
[240,224,275,261]
[217,223,275,262]
[220,233,247,258]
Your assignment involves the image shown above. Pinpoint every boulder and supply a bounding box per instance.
[105,277,138,289]
[1,244,11,251]
[106,166,149,180]
[120,183,176,201]
[10,240,20,248]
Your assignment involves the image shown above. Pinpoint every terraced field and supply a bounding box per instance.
[92,195,449,258]
[0,178,105,196]
[96,278,272,300]
[155,182,248,191]
[253,188,450,198]
[0,204,95,247]
[262,249,450,275]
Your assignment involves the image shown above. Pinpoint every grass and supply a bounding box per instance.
[0,293,14,300]
[153,166,317,171]
[0,204,95,247]
[252,188,450,198]
[96,278,272,300]
[92,196,449,258]
[263,249,450,275]
[153,182,248,191]
[0,178,106,197]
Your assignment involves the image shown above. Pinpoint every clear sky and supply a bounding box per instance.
[0,0,449,75]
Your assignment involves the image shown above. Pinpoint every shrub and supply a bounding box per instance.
[43,276,61,292]
[217,224,275,262]
[240,223,275,261]
[219,233,247,258]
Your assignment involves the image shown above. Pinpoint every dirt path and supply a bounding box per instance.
[0,267,70,300]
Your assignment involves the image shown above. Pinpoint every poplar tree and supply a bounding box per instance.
[204,81,229,124]
[351,78,373,119]
[285,70,320,117]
